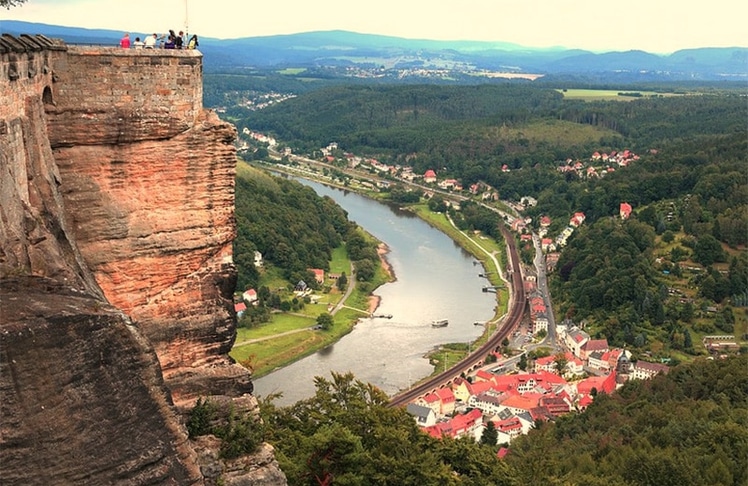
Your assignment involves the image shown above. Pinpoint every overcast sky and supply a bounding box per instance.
[3,0,747,53]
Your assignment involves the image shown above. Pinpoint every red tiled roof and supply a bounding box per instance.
[502,394,540,411]
[535,355,556,366]
[491,375,517,393]
[533,371,567,384]
[494,416,522,432]
[467,380,494,396]
[474,370,496,383]
[577,371,617,395]
[423,393,439,403]
[578,395,594,407]
[436,387,455,403]
[539,396,571,416]
[583,339,609,352]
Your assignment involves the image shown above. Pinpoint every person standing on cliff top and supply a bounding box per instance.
[133,36,144,49]
[144,33,157,49]
[164,30,176,49]
[188,34,199,49]
[120,32,131,48]
[175,31,184,49]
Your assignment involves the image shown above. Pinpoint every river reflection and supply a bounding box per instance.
[252,177,496,406]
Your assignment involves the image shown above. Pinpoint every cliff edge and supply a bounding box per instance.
[0,35,285,485]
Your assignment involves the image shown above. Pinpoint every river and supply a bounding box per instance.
[252,177,497,406]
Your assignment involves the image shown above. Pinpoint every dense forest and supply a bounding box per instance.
[233,164,380,295]
[232,84,745,174]
[189,356,747,485]
[234,165,348,291]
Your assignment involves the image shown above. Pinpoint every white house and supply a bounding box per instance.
[406,403,437,427]
[533,313,549,335]
[468,391,508,417]
[242,288,258,304]
[587,351,610,372]
[564,327,590,358]
[630,360,669,380]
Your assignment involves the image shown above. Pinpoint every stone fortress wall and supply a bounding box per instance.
[47,45,203,146]
[0,34,286,485]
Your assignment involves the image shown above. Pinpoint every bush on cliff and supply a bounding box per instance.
[187,397,265,459]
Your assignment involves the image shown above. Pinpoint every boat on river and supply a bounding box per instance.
[431,319,449,328]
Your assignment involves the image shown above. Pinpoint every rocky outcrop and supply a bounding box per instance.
[51,109,251,410]
[0,277,202,485]
[195,440,288,486]
[191,395,287,486]
[0,36,286,485]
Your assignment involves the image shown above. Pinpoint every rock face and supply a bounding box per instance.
[0,278,202,485]
[0,36,285,484]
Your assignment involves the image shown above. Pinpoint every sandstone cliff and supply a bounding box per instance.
[0,35,285,485]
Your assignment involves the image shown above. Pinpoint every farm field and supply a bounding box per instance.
[557,88,682,100]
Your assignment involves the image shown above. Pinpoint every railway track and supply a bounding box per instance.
[389,225,525,407]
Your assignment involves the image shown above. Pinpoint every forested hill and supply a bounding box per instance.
[240,84,745,185]
[233,164,352,291]
[237,84,615,168]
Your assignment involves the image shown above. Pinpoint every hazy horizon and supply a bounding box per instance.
[3,0,747,54]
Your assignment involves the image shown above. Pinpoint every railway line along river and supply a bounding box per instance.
[252,178,498,406]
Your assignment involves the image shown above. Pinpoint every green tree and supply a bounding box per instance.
[336,271,348,291]
[354,259,376,281]
[683,328,693,351]
[316,312,334,330]
[680,301,694,323]
[186,397,216,438]
[480,421,498,446]
[428,195,448,213]
[694,234,726,266]
[518,353,528,371]
[553,352,568,375]
[187,398,263,459]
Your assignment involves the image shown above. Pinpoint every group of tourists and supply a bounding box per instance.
[120,31,199,50]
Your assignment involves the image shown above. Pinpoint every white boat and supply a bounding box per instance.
[431,319,449,328]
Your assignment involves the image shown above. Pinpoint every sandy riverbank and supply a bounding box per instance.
[368,243,395,313]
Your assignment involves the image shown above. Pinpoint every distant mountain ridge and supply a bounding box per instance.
[2,20,746,80]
